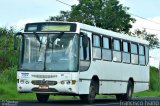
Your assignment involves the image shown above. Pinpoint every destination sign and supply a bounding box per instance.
[24,22,77,32]
[41,25,71,31]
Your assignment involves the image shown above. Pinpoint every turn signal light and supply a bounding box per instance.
[71,80,76,85]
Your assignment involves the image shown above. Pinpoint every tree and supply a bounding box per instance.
[47,0,135,33]
[132,29,160,49]
[47,0,159,49]
[47,11,71,21]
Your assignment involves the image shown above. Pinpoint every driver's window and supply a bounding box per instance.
[79,31,91,71]
[80,37,90,60]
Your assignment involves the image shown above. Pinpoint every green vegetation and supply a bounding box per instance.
[150,67,160,90]
[134,90,160,97]
[0,67,17,84]
[47,0,160,49]
[132,29,160,49]
[48,0,135,33]
[0,27,18,72]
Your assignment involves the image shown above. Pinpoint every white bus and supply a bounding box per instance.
[14,22,149,104]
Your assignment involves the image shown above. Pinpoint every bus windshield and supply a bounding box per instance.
[20,33,78,72]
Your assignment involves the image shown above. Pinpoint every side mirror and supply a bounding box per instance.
[14,32,23,50]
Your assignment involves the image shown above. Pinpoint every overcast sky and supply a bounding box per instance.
[0,0,160,67]
[0,0,78,27]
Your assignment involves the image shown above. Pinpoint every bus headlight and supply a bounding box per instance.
[20,80,24,84]
[61,81,65,85]
[19,79,29,84]
[60,80,76,85]
[25,80,29,84]
[66,81,71,85]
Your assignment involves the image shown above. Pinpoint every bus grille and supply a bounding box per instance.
[31,80,57,85]
[31,74,57,78]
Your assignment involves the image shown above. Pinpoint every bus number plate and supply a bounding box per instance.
[39,85,49,89]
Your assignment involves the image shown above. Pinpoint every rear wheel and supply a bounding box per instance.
[79,80,98,104]
[36,93,49,103]
[116,81,134,101]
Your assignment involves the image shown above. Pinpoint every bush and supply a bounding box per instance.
[0,66,17,84]
[150,66,160,91]
[0,27,18,71]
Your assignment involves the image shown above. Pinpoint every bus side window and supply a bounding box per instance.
[145,46,149,65]
[139,45,145,65]
[102,36,112,61]
[80,35,91,71]
[113,39,121,62]
[92,34,101,59]
[122,41,130,63]
[131,43,138,64]
[80,36,90,60]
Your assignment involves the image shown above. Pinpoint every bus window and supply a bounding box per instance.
[131,43,138,64]
[139,45,145,65]
[113,39,121,62]
[92,34,101,59]
[145,46,149,65]
[102,36,112,61]
[103,37,110,49]
[122,41,130,63]
[93,35,101,47]
[80,35,91,71]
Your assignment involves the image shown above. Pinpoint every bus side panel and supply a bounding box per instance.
[89,60,125,94]
[78,79,91,94]
[82,60,149,94]
[121,64,149,92]
[99,81,127,94]
[78,71,93,94]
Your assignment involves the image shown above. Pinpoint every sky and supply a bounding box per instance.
[0,0,78,28]
[120,0,160,68]
[0,0,160,68]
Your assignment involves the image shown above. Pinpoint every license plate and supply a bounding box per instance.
[39,85,49,89]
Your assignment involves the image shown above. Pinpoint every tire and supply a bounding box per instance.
[116,81,134,101]
[116,94,123,101]
[36,93,49,103]
[79,80,98,104]
[124,80,134,100]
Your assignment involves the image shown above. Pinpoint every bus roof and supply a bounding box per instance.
[25,21,149,45]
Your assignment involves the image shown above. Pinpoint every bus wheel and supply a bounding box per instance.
[116,94,123,101]
[116,81,134,101]
[36,93,49,103]
[123,80,134,100]
[79,80,97,104]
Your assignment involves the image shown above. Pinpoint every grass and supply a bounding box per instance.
[133,90,160,97]
[0,83,36,100]
[0,87,159,100]
[0,67,17,84]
